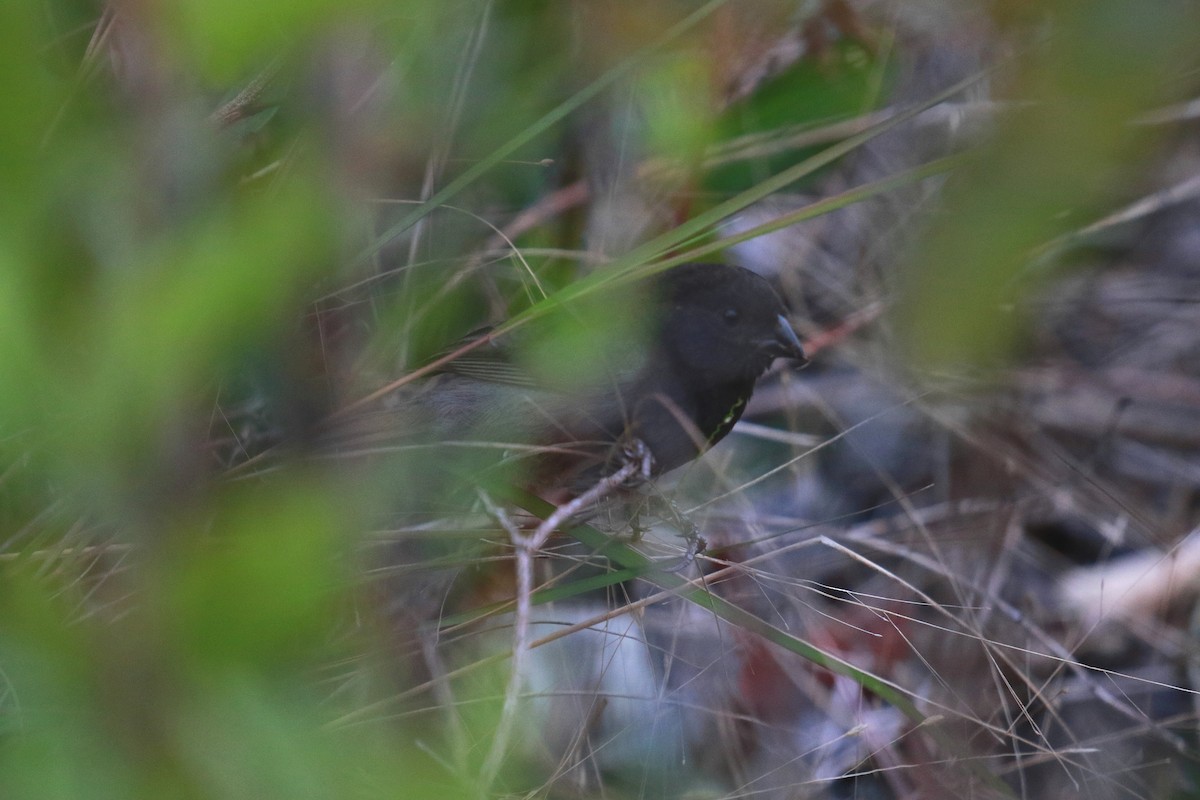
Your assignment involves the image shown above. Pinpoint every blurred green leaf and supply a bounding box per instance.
[0,565,141,800]
[164,0,382,81]
[47,169,336,510]
[162,476,350,668]
[515,289,651,393]
[641,52,715,163]
[708,41,887,192]
[897,0,1200,369]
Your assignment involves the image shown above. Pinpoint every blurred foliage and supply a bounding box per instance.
[896,0,1200,369]
[0,0,1197,797]
[708,39,887,192]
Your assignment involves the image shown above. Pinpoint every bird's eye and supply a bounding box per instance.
[722,308,740,326]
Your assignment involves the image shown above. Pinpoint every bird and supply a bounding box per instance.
[354,263,805,651]
[386,262,808,495]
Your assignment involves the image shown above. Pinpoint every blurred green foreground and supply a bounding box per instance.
[1,1,1198,798]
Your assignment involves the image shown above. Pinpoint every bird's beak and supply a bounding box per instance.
[771,314,808,365]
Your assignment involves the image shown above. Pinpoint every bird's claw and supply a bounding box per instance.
[618,437,655,484]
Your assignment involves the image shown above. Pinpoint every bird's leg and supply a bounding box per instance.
[626,506,648,543]
[649,490,707,573]
[610,437,705,568]
[611,436,655,541]
[623,483,706,572]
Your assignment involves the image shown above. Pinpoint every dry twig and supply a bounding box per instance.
[475,448,649,791]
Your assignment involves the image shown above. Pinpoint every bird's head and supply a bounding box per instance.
[655,263,807,384]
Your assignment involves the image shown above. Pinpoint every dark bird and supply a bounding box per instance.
[339,263,805,646]
[392,262,807,493]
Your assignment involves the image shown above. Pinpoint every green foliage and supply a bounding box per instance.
[708,39,887,192]
[895,1,1200,369]
[164,0,388,82]
[1,0,1198,797]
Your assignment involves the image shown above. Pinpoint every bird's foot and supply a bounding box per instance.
[633,490,707,572]
[659,494,707,572]
[616,437,655,485]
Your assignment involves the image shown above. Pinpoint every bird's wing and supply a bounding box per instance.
[432,327,540,389]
